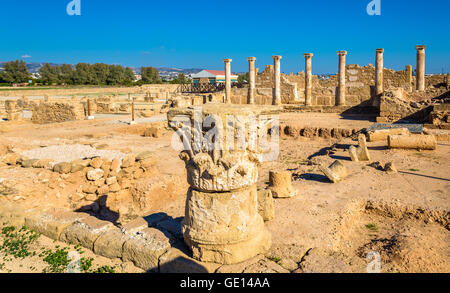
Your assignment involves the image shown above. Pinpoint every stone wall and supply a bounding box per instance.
[31,101,85,124]
[229,63,449,107]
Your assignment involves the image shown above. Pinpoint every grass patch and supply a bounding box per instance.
[268,256,282,263]
[0,226,40,260]
[408,168,420,172]
[365,223,378,232]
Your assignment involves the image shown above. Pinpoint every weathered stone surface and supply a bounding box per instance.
[143,127,163,138]
[368,127,409,142]
[59,216,114,249]
[388,134,437,150]
[122,227,172,271]
[106,176,117,185]
[3,153,20,165]
[121,217,149,235]
[348,134,371,162]
[25,210,89,240]
[121,154,136,168]
[86,168,104,181]
[32,159,54,169]
[135,151,155,161]
[110,158,121,172]
[90,157,103,168]
[159,247,220,273]
[53,162,72,174]
[21,159,39,168]
[269,170,296,198]
[257,189,275,221]
[184,185,271,264]
[319,160,348,183]
[93,226,129,259]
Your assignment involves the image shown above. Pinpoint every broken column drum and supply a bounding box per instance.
[167,104,280,264]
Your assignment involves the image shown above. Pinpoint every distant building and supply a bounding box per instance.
[134,74,142,81]
[191,70,238,84]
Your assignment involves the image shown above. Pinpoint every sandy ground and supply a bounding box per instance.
[0,112,448,273]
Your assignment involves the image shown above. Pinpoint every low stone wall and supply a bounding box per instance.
[31,101,85,124]
[280,124,361,139]
[2,150,158,223]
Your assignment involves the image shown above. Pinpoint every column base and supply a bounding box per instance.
[186,227,271,265]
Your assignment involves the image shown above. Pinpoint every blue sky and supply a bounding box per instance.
[1,0,449,74]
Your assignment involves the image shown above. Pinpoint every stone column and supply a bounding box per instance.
[375,48,384,96]
[223,59,232,103]
[167,104,280,264]
[247,57,256,104]
[416,45,426,91]
[272,55,282,105]
[336,51,347,106]
[304,53,314,106]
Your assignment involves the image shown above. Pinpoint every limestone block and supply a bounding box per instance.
[93,226,129,259]
[348,134,371,162]
[21,159,38,168]
[53,162,72,174]
[24,210,89,240]
[122,227,172,272]
[59,216,114,250]
[368,127,409,142]
[319,160,348,183]
[86,168,104,181]
[257,189,275,221]
[3,153,20,165]
[90,157,103,168]
[183,186,271,264]
[121,154,136,168]
[384,162,398,173]
[269,171,296,198]
[32,159,54,169]
[388,134,436,150]
[159,247,220,273]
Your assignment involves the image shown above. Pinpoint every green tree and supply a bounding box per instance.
[170,73,190,84]
[72,63,95,85]
[0,60,30,84]
[141,66,161,84]
[38,63,59,85]
[91,63,109,85]
[59,64,74,85]
[237,72,249,83]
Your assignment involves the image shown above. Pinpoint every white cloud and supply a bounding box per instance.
[21,54,32,59]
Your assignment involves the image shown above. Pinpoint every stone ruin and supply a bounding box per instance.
[167,104,280,264]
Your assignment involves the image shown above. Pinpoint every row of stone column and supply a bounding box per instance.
[223,45,426,106]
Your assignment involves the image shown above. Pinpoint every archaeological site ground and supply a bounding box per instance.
[0,46,448,275]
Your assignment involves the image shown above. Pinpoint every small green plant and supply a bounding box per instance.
[41,247,70,273]
[268,256,282,263]
[81,257,94,273]
[0,226,40,259]
[365,223,378,232]
[93,265,116,273]
[409,168,420,172]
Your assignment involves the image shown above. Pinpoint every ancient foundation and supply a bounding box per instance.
[269,170,296,198]
[167,104,280,264]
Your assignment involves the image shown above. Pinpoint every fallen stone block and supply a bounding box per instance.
[159,247,220,273]
[348,134,371,162]
[319,160,348,183]
[93,226,129,259]
[24,210,89,240]
[86,168,104,181]
[367,127,409,142]
[122,227,172,272]
[384,162,397,173]
[59,216,114,250]
[269,170,296,198]
[53,162,72,174]
[257,189,275,221]
[388,134,437,150]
